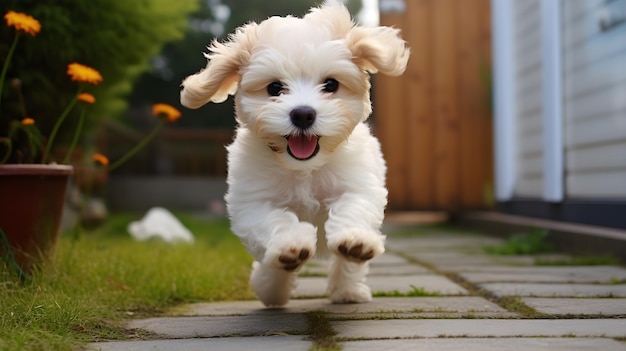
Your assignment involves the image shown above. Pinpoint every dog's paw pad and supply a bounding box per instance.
[331,229,384,263]
[277,247,311,272]
[338,243,375,261]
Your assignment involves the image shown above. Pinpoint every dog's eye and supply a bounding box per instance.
[267,81,284,96]
[322,78,339,93]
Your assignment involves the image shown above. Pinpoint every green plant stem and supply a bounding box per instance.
[0,34,20,112]
[0,226,28,281]
[107,120,164,172]
[16,81,27,118]
[0,137,12,164]
[62,107,86,164]
[42,90,80,164]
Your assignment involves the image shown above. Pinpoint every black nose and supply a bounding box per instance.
[290,106,316,129]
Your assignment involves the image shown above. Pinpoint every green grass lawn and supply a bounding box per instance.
[0,213,254,351]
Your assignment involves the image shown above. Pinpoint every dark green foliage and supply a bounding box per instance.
[0,0,197,153]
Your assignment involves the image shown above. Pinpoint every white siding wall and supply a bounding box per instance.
[513,0,543,197]
[513,0,544,197]
[563,0,626,198]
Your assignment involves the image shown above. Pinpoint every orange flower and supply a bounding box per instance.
[77,92,96,104]
[152,103,181,123]
[67,63,103,85]
[92,153,109,167]
[4,11,41,36]
[21,117,35,125]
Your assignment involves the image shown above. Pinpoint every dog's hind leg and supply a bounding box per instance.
[250,261,297,307]
[327,257,372,303]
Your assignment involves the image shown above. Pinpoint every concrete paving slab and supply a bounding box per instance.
[341,337,626,351]
[128,314,308,338]
[460,266,626,284]
[292,275,468,298]
[370,253,412,265]
[306,253,411,269]
[299,253,432,277]
[91,336,311,351]
[366,275,469,296]
[496,254,575,265]
[458,266,626,283]
[386,235,504,252]
[523,297,626,315]
[173,297,509,317]
[479,282,626,297]
[368,264,432,275]
[408,253,578,269]
[333,319,626,339]
[402,252,498,268]
[300,262,431,277]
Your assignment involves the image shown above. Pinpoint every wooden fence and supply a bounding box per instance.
[375,0,493,211]
[103,127,232,177]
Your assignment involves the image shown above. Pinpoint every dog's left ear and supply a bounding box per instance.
[346,25,410,76]
[180,23,258,109]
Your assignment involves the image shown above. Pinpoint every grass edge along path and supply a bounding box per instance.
[0,213,254,351]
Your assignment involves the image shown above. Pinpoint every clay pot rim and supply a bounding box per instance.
[0,164,74,176]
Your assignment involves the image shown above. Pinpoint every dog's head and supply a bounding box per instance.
[180,2,409,168]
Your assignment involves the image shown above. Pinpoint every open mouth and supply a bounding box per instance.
[286,135,320,161]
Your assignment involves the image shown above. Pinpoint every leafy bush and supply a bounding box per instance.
[0,0,197,143]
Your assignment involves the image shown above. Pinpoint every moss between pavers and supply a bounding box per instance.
[496,296,551,318]
[306,311,342,351]
[373,285,442,297]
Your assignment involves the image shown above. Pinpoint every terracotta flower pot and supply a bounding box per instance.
[0,164,73,274]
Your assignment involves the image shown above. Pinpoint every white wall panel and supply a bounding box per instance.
[563,0,626,198]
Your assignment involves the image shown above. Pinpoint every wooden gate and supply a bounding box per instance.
[374,0,493,211]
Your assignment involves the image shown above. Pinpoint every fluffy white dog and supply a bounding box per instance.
[180,2,409,307]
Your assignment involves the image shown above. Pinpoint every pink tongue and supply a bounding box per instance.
[288,135,318,159]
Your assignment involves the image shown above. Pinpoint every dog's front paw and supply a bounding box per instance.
[329,228,385,263]
[275,246,313,272]
[265,223,317,272]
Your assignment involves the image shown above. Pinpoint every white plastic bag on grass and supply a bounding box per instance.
[128,207,194,243]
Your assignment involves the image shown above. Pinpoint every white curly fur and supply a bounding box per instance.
[180,2,409,307]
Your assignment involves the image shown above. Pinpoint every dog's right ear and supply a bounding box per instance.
[180,23,257,109]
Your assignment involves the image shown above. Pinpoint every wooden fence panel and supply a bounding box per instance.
[405,0,435,209]
[376,11,409,208]
[376,0,493,211]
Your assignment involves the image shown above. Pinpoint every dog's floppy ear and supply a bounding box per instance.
[346,25,409,76]
[308,2,409,76]
[180,23,257,109]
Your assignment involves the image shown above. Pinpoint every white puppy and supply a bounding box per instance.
[180,2,409,307]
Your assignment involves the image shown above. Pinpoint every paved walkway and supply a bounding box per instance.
[92,222,626,350]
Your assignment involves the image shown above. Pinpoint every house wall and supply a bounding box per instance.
[510,0,626,200]
[492,0,626,229]
[563,0,626,198]
[512,0,545,197]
